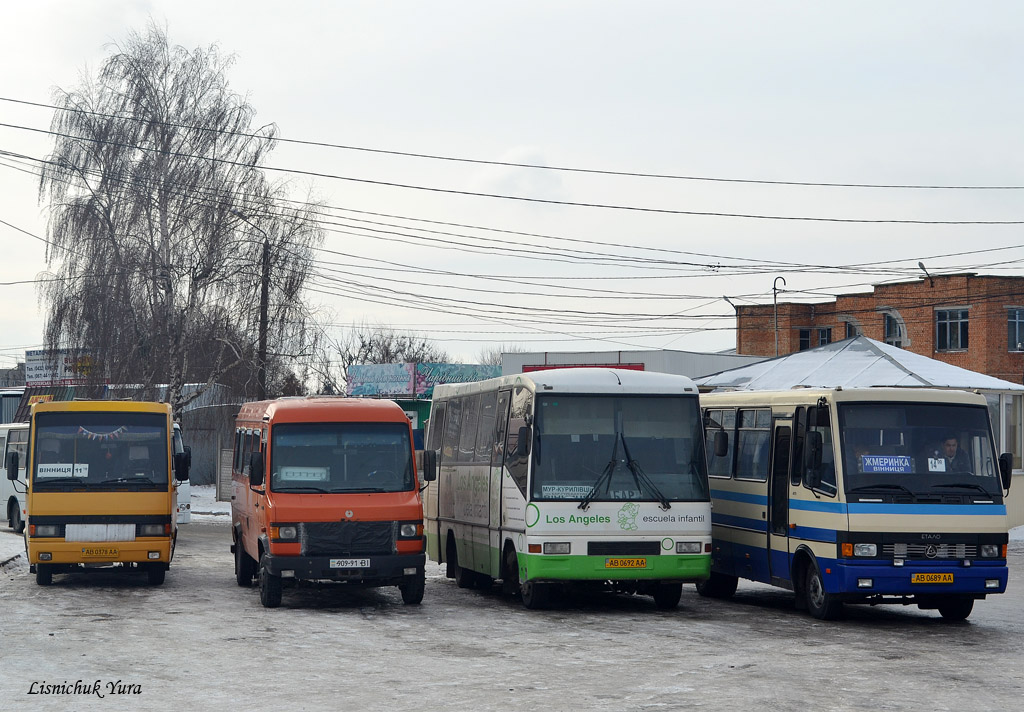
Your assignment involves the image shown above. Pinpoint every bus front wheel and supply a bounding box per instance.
[259,555,282,608]
[652,582,682,610]
[35,564,52,586]
[520,580,550,609]
[8,501,23,534]
[937,597,974,621]
[400,569,426,605]
[147,565,166,586]
[695,572,738,599]
[804,563,842,620]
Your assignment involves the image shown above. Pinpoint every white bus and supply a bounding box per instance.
[424,368,712,609]
[700,387,1011,621]
[0,422,28,532]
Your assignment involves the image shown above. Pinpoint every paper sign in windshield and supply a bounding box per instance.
[280,466,328,481]
[38,463,88,478]
[860,455,912,474]
[542,485,593,498]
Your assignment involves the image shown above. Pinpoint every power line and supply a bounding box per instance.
[3,94,1022,190]
[4,121,1024,224]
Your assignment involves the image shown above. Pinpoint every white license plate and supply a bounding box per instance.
[330,558,370,568]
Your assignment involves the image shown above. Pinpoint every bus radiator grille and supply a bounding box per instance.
[883,543,976,559]
[299,521,395,556]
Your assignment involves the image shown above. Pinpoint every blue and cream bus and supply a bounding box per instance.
[424,368,712,609]
[700,387,1011,620]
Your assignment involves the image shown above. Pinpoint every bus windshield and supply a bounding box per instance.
[839,402,1002,496]
[531,395,708,502]
[270,422,414,493]
[32,412,169,490]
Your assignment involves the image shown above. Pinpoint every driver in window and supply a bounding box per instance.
[941,433,971,473]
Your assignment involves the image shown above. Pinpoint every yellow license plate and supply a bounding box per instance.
[81,547,118,558]
[911,572,953,584]
[605,557,647,569]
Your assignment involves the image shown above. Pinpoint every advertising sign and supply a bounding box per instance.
[415,363,501,398]
[25,349,101,387]
[346,363,415,396]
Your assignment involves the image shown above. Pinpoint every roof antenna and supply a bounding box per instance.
[918,261,934,287]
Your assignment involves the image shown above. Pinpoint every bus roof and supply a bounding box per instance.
[433,367,699,399]
[31,400,172,415]
[700,387,989,408]
[236,397,410,425]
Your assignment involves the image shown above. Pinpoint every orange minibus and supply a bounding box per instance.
[230,397,436,607]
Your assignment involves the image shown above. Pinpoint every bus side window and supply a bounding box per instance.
[704,409,735,478]
[233,430,243,473]
[802,405,837,495]
[441,398,462,463]
[504,386,531,495]
[426,401,447,453]
[241,430,253,477]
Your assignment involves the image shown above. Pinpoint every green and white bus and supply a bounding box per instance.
[423,368,712,609]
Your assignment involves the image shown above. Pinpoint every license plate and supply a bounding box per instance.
[330,558,370,568]
[605,557,647,569]
[81,547,118,558]
[911,572,953,584]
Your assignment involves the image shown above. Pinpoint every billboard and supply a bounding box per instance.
[25,349,103,387]
[346,363,501,398]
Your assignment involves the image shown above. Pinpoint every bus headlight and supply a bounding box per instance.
[854,543,877,557]
[676,542,702,554]
[980,545,1000,558]
[543,542,570,555]
[400,524,419,538]
[270,525,298,541]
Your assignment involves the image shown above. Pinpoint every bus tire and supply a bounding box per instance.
[9,500,24,534]
[234,538,256,587]
[520,580,550,609]
[147,565,166,586]
[400,569,426,605]
[259,555,282,608]
[695,572,738,599]
[447,538,474,589]
[653,582,682,610]
[937,597,974,621]
[805,562,842,620]
[502,546,521,598]
[35,564,52,586]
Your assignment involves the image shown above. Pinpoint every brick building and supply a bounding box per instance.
[735,274,1024,385]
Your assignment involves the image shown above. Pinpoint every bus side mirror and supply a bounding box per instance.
[185,445,192,467]
[249,451,265,487]
[517,426,532,458]
[422,449,437,482]
[713,431,729,458]
[999,452,1012,491]
[174,450,191,482]
[5,451,17,481]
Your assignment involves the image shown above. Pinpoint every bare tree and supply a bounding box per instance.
[37,22,323,417]
[314,321,450,394]
[476,343,529,367]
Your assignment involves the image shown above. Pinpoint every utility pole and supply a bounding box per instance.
[773,276,786,357]
[232,210,271,400]
[258,236,270,400]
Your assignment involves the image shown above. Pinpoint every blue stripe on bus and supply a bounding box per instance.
[709,489,768,505]
[789,499,847,514]
[711,512,767,533]
[847,503,1007,516]
[790,525,838,543]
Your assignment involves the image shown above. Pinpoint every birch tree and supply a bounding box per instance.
[38,23,322,416]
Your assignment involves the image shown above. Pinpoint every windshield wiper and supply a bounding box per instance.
[273,486,331,493]
[848,484,916,498]
[620,434,671,510]
[579,435,620,511]
[933,483,991,494]
[101,477,157,485]
[33,477,88,486]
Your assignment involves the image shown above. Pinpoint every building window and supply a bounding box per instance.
[936,309,969,351]
[1009,309,1024,352]
[817,327,832,346]
[799,329,811,351]
[883,313,904,347]
[845,321,859,338]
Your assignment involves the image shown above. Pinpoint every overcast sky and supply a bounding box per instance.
[2,1,1023,372]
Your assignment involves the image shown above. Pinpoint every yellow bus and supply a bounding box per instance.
[8,400,191,586]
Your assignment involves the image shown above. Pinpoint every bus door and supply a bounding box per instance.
[488,389,511,573]
[767,418,793,584]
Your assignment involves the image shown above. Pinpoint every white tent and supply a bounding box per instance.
[696,336,1024,392]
